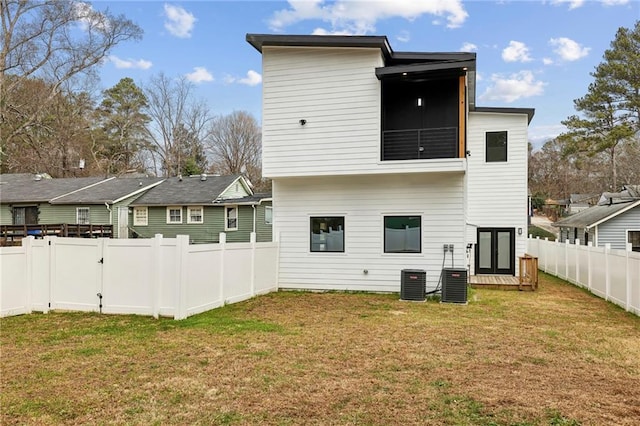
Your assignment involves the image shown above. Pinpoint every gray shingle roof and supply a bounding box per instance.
[553,199,640,229]
[50,177,164,204]
[220,192,273,205]
[0,175,107,203]
[129,175,244,206]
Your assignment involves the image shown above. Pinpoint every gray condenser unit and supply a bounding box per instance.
[441,268,468,304]
[400,269,426,301]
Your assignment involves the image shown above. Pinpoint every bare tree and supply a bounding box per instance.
[143,73,211,177]
[206,111,263,188]
[1,0,143,146]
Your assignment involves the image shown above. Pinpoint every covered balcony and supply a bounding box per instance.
[376,57,474,162]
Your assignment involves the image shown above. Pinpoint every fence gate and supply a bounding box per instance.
[50,238,104,312]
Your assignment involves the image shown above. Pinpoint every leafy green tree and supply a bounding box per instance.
[559,21,639,191]
[94,77,150,175]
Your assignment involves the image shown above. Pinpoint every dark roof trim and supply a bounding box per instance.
[246,34,392,58]
[392,52,476,61]
[471,106,535,124]
[375,60,476,79]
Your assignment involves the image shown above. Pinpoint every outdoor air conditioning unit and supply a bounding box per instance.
[400,269,426,301]
[441,268,468,304]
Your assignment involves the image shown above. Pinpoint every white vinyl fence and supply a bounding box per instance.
[0,234,279,319]
[527,237,640,316]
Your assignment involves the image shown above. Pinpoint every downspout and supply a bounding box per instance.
[252,204,257,235]
[105,202,112,224]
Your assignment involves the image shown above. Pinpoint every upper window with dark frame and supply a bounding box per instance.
[310,216,344,252]
[486,131,508,162]
[384,216,421,253]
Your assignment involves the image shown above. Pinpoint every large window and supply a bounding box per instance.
[76,207,90,224]
[486,131,508,162]
[628,230,640,252]
[310,217,344,252]
[133,207,148,226]
[225,206,238,231]
[384,216,421,253]
[265,206,273,225]
[166,207,182,224]
[187,206,204,224]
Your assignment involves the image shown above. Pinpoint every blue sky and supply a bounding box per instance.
[93,0,639,149]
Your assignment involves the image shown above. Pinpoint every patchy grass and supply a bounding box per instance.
[2,273,639,425]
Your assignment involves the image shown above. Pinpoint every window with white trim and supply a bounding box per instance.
[265,206,273,225]
[166,206,182,224]
[628,230,640,252]
[225,206,238,231]
[76,207,90,224]
[187,206,204,224]
[133,207,148,226]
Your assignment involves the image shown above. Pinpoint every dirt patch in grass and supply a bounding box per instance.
[2,273,639,425]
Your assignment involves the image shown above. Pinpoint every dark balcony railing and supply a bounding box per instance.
[382,127,458,161]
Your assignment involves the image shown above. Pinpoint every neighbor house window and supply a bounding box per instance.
[187,206,204,224]
[225,206,238,231]
[12,206,39,225]
[384,216,421,253]
[76,207,90,224]
[265,206,273,225]
[628,230,640,252]
[166,207,182,224]
[310,217,344,252]
[486,131,507,162]
[133,207,148,226]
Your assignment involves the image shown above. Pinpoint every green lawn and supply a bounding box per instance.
[2,273,639,425]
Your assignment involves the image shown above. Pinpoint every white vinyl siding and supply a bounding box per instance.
[273,173,465,292]
[466,112,529,275]
[133,207,148,226]
[261,46,464,177]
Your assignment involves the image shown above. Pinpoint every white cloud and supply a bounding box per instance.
[109,55,152,70]
[529,124,567,150]
[74,2,111,31]
[185,67,213,83]
[542,57,554,65]
[164,4,196,38]
[460,42,477,52]
[502,41,532,63]
[225,70,263,86]
[601,0,629,6]
[312,28,356,35]
[480,71,546,103]
[396,31,410,43]
[550,0,585,10]
[269,0,468,34]
[239,70,262,86]
[549,37,590,61]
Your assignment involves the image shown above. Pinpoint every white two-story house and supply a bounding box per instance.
[247,34,534,292]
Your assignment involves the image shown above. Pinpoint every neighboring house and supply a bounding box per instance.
[128,174,272,243]
[555,191,640,252]
[0,174,107,225]
[49,177,165,238]
[247,34,534,292]
[568,193,598,215]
